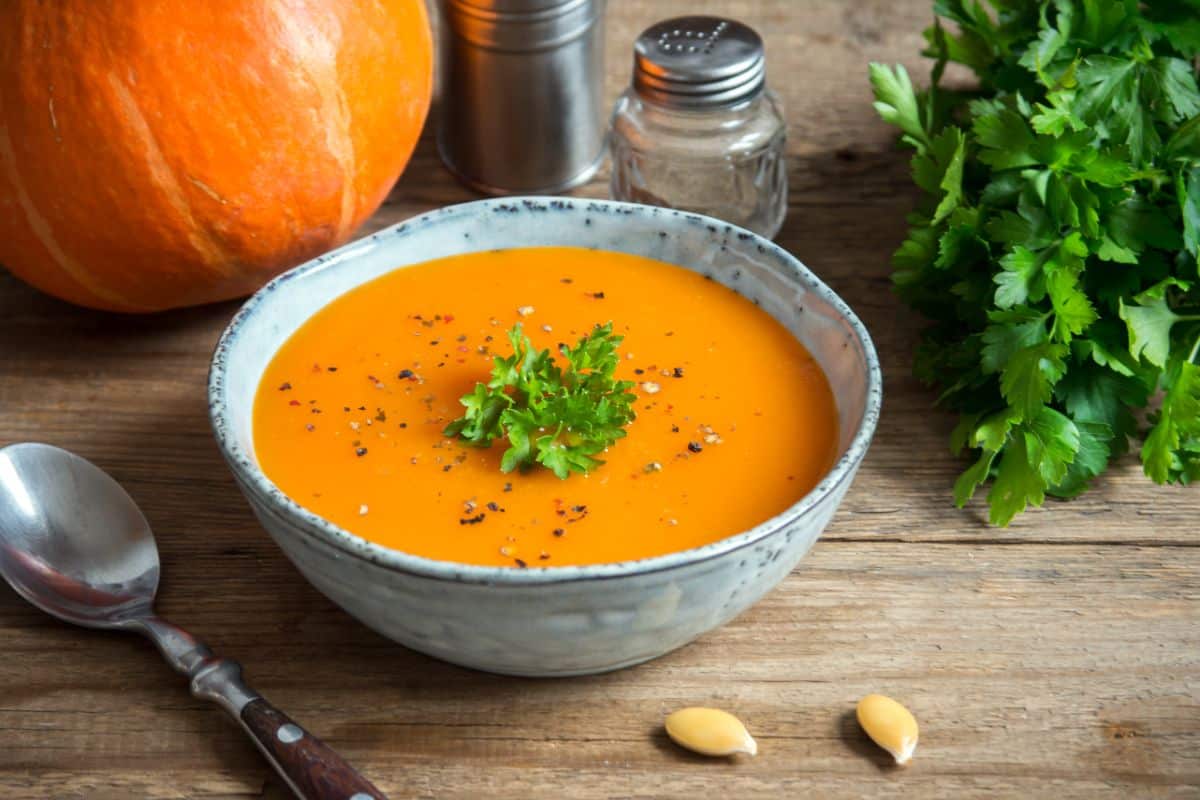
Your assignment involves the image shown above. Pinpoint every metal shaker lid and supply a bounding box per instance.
[633,17,766,109]
[443,0,599,51]
[448,0,585,14]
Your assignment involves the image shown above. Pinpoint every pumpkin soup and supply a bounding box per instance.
[253,247,838,567]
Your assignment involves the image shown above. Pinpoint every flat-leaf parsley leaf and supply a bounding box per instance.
[444,322,637,479]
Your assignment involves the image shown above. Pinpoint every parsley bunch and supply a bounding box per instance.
[444,322,637,479]
[870,0,1200,524]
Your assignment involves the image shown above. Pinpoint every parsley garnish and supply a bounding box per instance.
[444,322,637,478]
[871,2,1200,525]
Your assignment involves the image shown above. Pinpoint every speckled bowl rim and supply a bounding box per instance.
[208,197,882,586]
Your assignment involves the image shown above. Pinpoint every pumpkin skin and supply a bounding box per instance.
[0,1,433,312]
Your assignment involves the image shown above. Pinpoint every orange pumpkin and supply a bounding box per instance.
[0,1,433,312]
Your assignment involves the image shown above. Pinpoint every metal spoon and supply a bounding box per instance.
[0,442,386,800]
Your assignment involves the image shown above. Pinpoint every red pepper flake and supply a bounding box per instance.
[305,423,315,432]
[456,345,469,353]
[289,399,301,406]
[311,408,322,414]
[355,447,368,457]
[539,551,551,560]
[443,313,455,323]
[327,366,338,372]
[279,382,292,391]
[343,406,351,412]
[561,277,573,283]
[665,331,674,336]
[590,291,605,299]
[687,441,703,453]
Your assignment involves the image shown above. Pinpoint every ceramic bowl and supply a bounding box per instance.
[208,197,881,677]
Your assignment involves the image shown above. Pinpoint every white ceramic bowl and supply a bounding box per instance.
[208,198,881,677]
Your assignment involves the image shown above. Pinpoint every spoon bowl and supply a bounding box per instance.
[0,443,158,627]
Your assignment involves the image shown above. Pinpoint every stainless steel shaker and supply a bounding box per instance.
[438,0,606,195]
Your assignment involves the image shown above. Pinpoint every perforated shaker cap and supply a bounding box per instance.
[633,17,766,109]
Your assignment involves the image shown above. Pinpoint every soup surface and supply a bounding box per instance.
[253,247,838,567]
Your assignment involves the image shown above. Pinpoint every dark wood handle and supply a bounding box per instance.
[240,698,387,800]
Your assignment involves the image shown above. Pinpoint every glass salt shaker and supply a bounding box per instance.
[609,17,788,239]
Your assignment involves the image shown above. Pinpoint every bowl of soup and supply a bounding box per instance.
[208,198,881,676]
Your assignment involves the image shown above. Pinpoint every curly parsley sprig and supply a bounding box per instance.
[444,322,637,479]
[870,1,1200,525]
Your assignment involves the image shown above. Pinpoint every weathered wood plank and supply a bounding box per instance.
[0,1,1197,797]
[1,544,1196,799]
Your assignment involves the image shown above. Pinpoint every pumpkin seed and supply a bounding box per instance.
[856,693,918,764]
[664,707,757,757]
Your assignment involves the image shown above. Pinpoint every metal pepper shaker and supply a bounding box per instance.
[438,0,607,195]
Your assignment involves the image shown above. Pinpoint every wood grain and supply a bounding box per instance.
[0,1,1197,798]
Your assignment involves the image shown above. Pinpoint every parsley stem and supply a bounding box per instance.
[1188,333,1200,366]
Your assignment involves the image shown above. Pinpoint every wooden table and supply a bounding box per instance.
[2,2,1197,797]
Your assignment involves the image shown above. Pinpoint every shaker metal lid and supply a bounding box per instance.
[447,0,588,18]
[633,17,766,109]
[444,0,599,51]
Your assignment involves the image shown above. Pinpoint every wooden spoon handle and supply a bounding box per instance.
[135,617,386,800]
[240,697,387,800]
